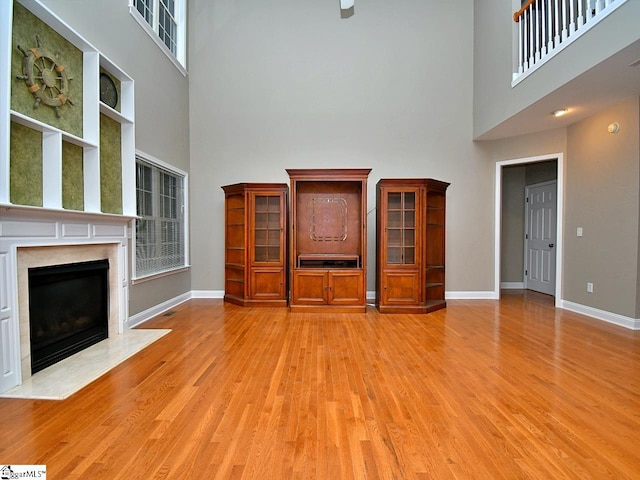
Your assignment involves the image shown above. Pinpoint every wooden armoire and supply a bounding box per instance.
[222,183,288,306]
[287,169,371,313]
[376,178,449,313]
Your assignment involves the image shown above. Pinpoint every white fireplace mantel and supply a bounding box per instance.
[0,205,134,393]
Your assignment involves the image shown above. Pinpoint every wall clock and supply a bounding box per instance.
[16,35,74,118]
[99,72,118,109]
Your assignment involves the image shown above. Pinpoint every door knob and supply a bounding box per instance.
[549,243,554,248]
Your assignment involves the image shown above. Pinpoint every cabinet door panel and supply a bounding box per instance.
[292,271,328,304]
[251,193,284,265]
[329,271,364,305]
[382,271,420,304]
[251,268,285,299]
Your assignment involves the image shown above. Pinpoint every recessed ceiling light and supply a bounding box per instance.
[552,109,569,117]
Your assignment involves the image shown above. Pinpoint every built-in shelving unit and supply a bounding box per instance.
[1,0,135,216]
[0,0,135,394]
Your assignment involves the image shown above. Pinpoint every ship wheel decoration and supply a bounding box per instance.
[16,35,74,118]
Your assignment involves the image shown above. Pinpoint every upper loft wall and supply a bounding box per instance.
[38,0,190,171]
[474,0,640,141]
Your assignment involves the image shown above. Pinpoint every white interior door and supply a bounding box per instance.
[525,181,556,296]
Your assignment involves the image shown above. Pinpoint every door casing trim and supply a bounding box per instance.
[494,153,564,306]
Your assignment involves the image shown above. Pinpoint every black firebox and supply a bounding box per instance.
[28,259,109,374]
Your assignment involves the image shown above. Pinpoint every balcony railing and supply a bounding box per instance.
[513,0,628,84]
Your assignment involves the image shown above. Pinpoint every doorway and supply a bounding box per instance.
[494,154,564,307]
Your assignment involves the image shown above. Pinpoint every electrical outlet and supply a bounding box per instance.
[587,282,594,293]
[577,227,583,237]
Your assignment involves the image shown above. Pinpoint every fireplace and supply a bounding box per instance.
[0,207,129,394]
[28,259,110,374]
[14,242,123,384]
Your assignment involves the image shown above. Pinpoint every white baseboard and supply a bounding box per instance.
[561,300,640,330]
[501,282,525,289]
[446,291,499,300]
[127,292,191,328]
[128,290,640,332]
[191,290,224,299]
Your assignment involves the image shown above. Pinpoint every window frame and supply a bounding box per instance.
[129,0,187,76]
[132,150,189,284]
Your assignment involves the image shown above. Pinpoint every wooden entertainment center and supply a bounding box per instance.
[286,169,371,313]
[221,171,449,314]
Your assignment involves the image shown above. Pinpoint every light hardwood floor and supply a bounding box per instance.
[1,291,639,479]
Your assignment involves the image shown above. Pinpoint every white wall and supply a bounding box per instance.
[564,97,640,317]
[188,0,496,294]
[491,97,640,319]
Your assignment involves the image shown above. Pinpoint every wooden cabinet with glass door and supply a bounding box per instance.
[222,183,288,306]
[376,178,449,313]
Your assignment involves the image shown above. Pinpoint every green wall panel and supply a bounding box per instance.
[11,3,83,137]
[10,122,42,206]
[100,114,122,214]
[62,141,84,211]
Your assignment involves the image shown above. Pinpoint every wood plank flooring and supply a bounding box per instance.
[1,290,640,479]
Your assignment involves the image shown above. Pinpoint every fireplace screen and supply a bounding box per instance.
[28,259,109,374]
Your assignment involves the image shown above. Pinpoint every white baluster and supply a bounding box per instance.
[528,5,535,67]
[577,0,584,29]
[595,0,604,13]
[569,0,576,33]
[553,0,560,48]
[541,0,547,57]
[523,10,529,70]
[547,0,554,52]
[518,13,524,75]
[529,2,540,62]
[561,0,568,40]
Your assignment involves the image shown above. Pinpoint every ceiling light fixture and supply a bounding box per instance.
[340,0,354,18]
[552,109,569,117]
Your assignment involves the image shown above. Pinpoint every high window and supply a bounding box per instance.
[134,153,188,280]
[129,0,186,74]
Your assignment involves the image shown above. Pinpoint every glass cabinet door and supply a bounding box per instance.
[253,195,281,263]
[386,191,416,265]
